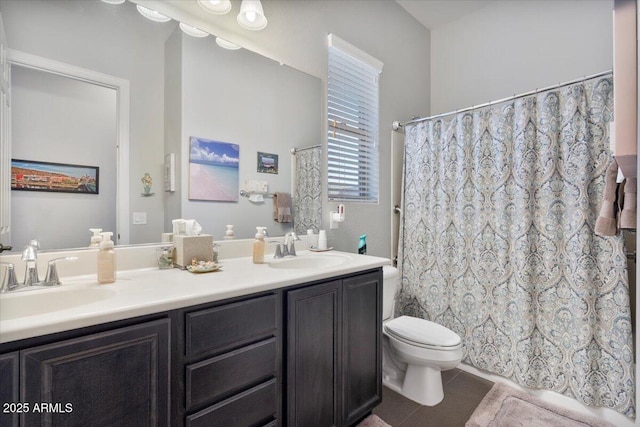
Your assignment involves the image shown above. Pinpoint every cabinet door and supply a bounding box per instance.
[342,272,382,425]
[0,352,18,427]
[21,319,170,427]
[287,281,341,427]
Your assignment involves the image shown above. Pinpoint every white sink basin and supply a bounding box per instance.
[0,287,116,321]
[268,253,349,270]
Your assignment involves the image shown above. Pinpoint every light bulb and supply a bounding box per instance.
[136,5,171,23]
[237,0,267,31]
[179,22,209,38]
[216,37,242,50]
[198,0,232,15]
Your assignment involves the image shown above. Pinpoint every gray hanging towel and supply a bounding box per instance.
[620,177,637,230]
[273,192,292,223]
[595,158,619,236]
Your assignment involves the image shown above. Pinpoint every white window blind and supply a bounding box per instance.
[327,34,382,203]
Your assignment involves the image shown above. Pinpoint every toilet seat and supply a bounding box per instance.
[384,316,461,350]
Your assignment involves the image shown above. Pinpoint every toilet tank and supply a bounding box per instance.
[382,265,399,321]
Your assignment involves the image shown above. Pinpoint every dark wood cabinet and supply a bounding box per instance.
[181,293,281,427]
[342,272,382,425]
[286,270,382,427]
[20,319,170,427]
[0,267,382,427]
[0,352,18,427]
[287,280,342,427]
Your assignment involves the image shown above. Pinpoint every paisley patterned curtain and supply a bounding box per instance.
[293,147,322,235]
[398,75,635,417]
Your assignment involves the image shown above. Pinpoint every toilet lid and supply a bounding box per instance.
[385,316,461,348]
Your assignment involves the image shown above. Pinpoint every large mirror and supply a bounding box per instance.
[1,0,321,251]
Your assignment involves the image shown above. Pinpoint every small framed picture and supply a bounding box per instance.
[257,152,278,174]
[11,159,99,194]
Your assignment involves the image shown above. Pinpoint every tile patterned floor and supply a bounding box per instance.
[373,369,494,427]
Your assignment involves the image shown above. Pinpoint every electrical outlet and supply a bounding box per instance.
[132,212,147,225]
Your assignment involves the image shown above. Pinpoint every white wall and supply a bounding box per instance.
[1,0,171,245]
[431,0,613,115]
[11,66,116,250]
[165,31,321,238]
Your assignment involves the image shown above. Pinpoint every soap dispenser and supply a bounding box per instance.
[253,227,267,264]
[97,232,116,284]
[89,228,102,247]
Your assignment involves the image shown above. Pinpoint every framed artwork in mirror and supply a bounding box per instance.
[257,152,278,174]
[189,136,240,202]
[11,159,99,194]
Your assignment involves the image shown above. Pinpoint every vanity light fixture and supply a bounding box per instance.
[216,37,241,50]
[197,0,232,15]
[100,0,126,4]
[136,5,171,23]
[179,22,209,38]
[237,0,268,31]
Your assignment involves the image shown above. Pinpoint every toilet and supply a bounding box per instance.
[382,266,463,406]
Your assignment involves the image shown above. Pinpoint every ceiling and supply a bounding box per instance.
[395,0,495,30]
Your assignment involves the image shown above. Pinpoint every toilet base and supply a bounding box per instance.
[402,364,444,406]
[383,364,445,406]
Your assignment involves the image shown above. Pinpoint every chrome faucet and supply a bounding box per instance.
[0,238,77,292]
[42,257,78,286]
[269,231,301,259]
[283,231,301,257]
[0,262,19,292]
[22,239,40,286]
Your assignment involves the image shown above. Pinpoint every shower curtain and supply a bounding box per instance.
[293,147,322,235]
[398,75,635,417]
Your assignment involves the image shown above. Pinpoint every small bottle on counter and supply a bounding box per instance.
[358,234,367,255]
[212,243,220,263]
[98,232,116,284]
[253,227,267,264]
[89,228,102,247]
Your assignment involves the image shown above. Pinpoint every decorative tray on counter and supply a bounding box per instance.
[187,261,222,274]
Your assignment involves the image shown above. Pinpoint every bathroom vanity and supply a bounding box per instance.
[0,249,387,427]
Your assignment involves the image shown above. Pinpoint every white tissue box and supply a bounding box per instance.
[173,234,214,268]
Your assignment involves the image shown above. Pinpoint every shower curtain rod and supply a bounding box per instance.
[394,70,613,130]
[290,144,321,154]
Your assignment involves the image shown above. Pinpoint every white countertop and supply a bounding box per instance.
[0,250,390,344]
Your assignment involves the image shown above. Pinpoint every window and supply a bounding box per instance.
[327,34,383,203]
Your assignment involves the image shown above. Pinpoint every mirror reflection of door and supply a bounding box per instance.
[0,13,11,251]
[10,65,117,250]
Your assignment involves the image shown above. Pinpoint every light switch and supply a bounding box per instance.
[132,212,147,225]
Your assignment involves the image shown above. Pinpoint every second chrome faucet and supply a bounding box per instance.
[271,231,301,259]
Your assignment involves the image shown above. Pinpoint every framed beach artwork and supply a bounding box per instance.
[189,136,239,202]
[257,152,278,174]
[11,159,99,194]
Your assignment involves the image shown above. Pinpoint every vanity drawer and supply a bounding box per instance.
[185,338,277,411]
[186,379,277,427]
[185,294,277,356]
